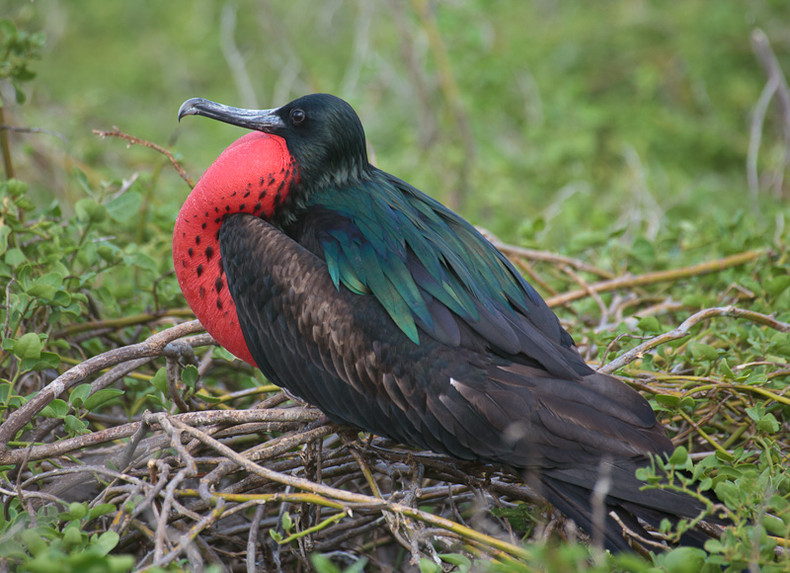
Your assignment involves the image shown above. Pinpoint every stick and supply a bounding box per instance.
[546,250,767,307]
[601,306,790,374]
[93,128,195,187]
[0,320,205,452]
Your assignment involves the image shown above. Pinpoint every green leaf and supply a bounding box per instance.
[75,198,107,223]
[27,271,63,299]
[128,251,157,273]
[13,83,26,105]
[439,553,472,568]
[52,290,72,306]
[4,247,27,266]
[704,538,724,554]
[97,244,120,263]
[13,332,42,359]
[83,388,124,411]
[20,529,47,556]
[63,501,88,520]
[213,346,236,362]
[281,510,293,532]
[310,554,341,573]
[73,168,92,194]
[39,398,69,418]
[0,225,11,256]
[768,332,790,358]
[756,412,779,433]
[768,494,790,515]
[418,558,441,573]
[689,342,718,361]
[745,404,766,423]
[668,445,688,466]
[663,546,705,573]
[69,384,92,408]
[64,415,89,435]
[655,394,680,408]
[714,481,739,507]
[150,368,167,393]
[343,558,368,573]
[637,315,661,333]
[92,530,120,556]
[765,275,790,297]
[718,358,735,378]
[763,514,787,536]
[62,523,83,549]
[0,383,10,403]
[4,179,28,198]
[195,392,221,404]
[107,555,136,573]
[21,351,60,371]
[181,364,198,389]
[106,190,142,222]
[88,503,117,520]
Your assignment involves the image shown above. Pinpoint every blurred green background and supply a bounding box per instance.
[3,0,789,246]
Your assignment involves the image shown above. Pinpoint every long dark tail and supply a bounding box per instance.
[539,461,712,552]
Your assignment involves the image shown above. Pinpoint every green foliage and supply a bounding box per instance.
[0,1,786,237]
[0,18,43,104]
[0,174,185,421]
[483,540,657,573]
[311,553,368,573]
[0,501,133,573]
[630,442,790,571]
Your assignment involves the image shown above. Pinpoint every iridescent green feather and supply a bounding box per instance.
[308,168,543,345]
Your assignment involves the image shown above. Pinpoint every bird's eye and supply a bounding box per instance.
[290,108,306,125]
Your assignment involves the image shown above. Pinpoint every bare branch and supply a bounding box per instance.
[601,306,790,374]
[0,407,322,465]
[93,128,195,187]
[546,249,768,307]
[0,320,205,451]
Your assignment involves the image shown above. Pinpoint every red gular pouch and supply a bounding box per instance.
[173,132,297,365]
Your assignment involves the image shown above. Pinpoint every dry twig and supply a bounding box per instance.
[93,128,195,187]
[546,249,767,307]
[601,306,790,374]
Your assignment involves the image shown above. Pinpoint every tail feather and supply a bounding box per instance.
[618,500,712,549]
[539,461,712,552]
[541,475,636,551]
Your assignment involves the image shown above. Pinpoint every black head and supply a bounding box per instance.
[179,93,370,190]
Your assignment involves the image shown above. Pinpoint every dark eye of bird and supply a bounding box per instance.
[290,108,306,125]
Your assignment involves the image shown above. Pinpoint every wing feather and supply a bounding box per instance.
[292,170,592,378]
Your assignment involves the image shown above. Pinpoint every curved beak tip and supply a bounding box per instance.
[177,98,202,123]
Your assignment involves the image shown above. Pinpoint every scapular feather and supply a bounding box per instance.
[305,168,559,357]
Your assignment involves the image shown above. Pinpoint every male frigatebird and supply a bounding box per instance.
[175,93,708,551]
